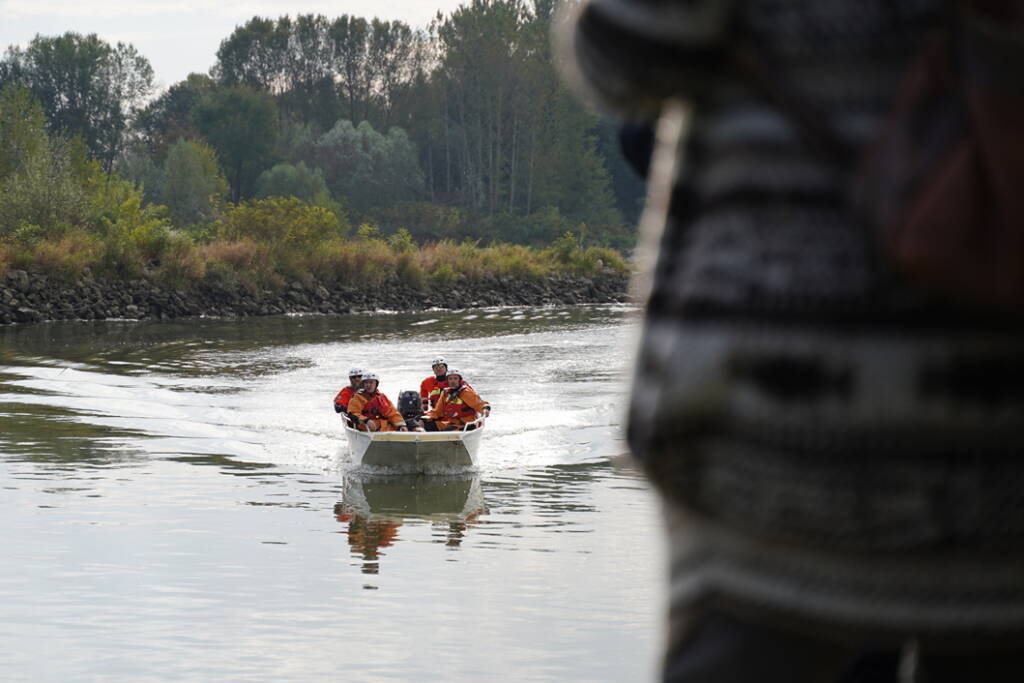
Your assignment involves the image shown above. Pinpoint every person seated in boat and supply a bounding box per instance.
[420,356,449,412]
[420,369,490,431]
[347,372,408,432]
[333,367,363,414]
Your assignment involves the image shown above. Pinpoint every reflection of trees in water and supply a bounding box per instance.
[334,474,486,574]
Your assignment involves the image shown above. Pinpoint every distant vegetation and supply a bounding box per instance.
[0,1,640,289]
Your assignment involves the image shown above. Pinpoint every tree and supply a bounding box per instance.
[330,16,371,124]
[0,84,48,180]
[193,86,278,202]
[255,162,329,203]
[307,119,423,214]
[161,139,229,228]
[279,14,341,129]
[133,73,213,161]
[0,33,154,169]
[117,149,163,206]
[212,17,289,92]
[0,84,88,238]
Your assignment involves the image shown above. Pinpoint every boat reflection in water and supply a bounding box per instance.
[334,474,487,574]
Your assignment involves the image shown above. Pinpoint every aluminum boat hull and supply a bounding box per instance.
[344,423,482,473]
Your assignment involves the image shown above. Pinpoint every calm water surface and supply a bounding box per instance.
[0,306,664,681]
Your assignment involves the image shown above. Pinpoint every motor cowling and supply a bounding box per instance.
[397,390,422,427]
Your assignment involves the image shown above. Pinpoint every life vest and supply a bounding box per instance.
[334,386,356,411]
[442,385,479,421]
[421,374,448,409]
[360,392,394,420]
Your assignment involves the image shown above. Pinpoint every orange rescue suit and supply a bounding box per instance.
[348,390,405,431]
[420,374,447,411]
[426,383,489,429]
[334,386,356,412]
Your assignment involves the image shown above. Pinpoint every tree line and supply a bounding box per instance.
[0,0,644,250]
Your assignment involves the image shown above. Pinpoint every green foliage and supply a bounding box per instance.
[0,33,154,168]
[550,230,580,263]
[161,138,228,228]
[11,223,45,248]
[0,84,48,180]
[371,202,464,241]
[117,149,163,205]
[216,196,344,248]
[153,231,206,287]
[255,161,328,203]
[307,119,424,214]
[200,239,276,288]
[356,222,380,239]
[84,161,158,229]
[543,231,627,275]
[133,73,213,161]
[0,135,88,239]
[192,86,278,202]
[1,7,644,292]
[387,227,416,253]
[431,262,456,286]
[93,193,175,278]
[26,229,100,281]
[396,250,425,289]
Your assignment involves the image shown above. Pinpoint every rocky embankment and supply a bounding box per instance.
[0,269,630,325]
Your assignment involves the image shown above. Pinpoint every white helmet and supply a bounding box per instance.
[348,366,363,377]
[362,371,380,383]
[431,356,447,367]
[447,368,464,381]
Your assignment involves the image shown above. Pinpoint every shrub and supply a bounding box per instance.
[199,240,276,288]
[395,251,425,290]
[27,229,100,282]
[387,228,416,253]
[11,223,46,248]
[255,161,328,203]
[431,262,456,286]
[216,197,344,248]
[371,202,464,241]
[153,232,205,288]
[160,138,229,229]
[0,241,10,277]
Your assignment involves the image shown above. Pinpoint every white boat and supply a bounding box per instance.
[343,419,484,474]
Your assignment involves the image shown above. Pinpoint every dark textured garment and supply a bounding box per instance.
[560,0,1024,643]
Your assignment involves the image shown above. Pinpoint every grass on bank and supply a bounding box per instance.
[0,196,628,292]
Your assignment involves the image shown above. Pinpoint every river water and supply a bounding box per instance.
[0,305,664,681]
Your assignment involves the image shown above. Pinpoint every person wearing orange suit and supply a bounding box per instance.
[347,372,408,432]
[333,367,363,413]
[421,369,490,431]
[420,356,450,412]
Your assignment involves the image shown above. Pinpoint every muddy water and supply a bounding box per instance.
[0,306,664,681]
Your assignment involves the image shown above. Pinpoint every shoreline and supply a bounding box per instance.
[0,269,630,325]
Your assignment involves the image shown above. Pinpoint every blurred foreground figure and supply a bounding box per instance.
[559,1,1024,680]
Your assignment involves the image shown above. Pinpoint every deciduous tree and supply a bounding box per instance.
[0,33,153,169]
[193,86,278,202]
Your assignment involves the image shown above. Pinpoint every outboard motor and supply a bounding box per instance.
[397,390,422,429]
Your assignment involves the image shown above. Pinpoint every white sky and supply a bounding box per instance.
[0,0,469,90]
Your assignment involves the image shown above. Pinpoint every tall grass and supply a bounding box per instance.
[3,222,629,292]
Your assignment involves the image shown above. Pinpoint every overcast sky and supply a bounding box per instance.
[0,0,469,89]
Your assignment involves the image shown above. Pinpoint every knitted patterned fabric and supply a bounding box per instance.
[561,0,1024,640]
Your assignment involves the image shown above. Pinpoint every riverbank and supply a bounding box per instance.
[0,268,630,324]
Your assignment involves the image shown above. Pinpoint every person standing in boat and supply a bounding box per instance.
[333,367,363,414]
[420,369,489,431]
[347,372,408,432]
[420,356,450,412]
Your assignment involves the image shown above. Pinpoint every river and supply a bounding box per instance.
[0,305,664,681]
